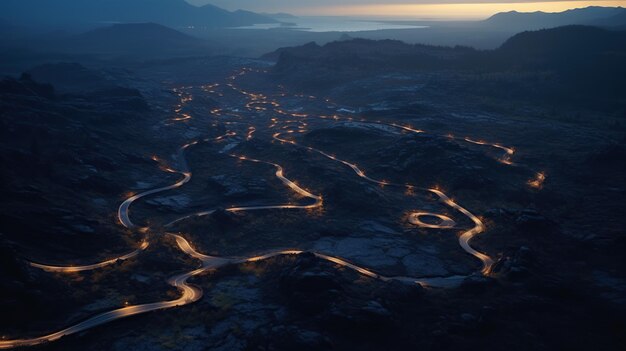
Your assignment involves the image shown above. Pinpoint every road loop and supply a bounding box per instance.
[408,212,456,229]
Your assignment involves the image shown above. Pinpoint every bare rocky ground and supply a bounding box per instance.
[1,56,624,350]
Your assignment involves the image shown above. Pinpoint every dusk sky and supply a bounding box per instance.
[187,0,626,18]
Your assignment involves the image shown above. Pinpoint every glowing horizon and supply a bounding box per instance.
[191,1,626,19]
[305,2,626,19]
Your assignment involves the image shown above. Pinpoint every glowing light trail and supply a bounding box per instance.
[0,236,211,350]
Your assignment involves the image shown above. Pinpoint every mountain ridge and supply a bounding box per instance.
[0,0,276,29]
[482,6,626,29]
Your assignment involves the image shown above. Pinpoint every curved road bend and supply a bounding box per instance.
[118,140,198,230]
[29,139,205,274]
[408,212,456,229]
[0,235,212,350]
[29,241,149,273]
[463,137,515,165]
[164,154,323,227]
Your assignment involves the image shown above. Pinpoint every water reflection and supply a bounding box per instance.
[230,16,428,32]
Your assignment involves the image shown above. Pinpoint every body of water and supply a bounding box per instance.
[232,16,427,32]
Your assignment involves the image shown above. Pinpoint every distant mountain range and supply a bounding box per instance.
[267,25,626,108]
[270,25,626,73]
[0,0,276,29]
[482,6,626,30]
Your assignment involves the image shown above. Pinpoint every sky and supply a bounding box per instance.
[186,0,626,19]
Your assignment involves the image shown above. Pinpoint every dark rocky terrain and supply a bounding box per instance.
[0,24,625,351]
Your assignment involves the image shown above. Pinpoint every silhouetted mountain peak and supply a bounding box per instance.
[483,6,626,30]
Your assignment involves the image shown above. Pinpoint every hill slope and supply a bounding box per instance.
[499,25,626,58]
[67,23,209,57]
[592,9,626,27]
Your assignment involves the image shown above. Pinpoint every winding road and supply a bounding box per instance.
[1,235,210,350]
